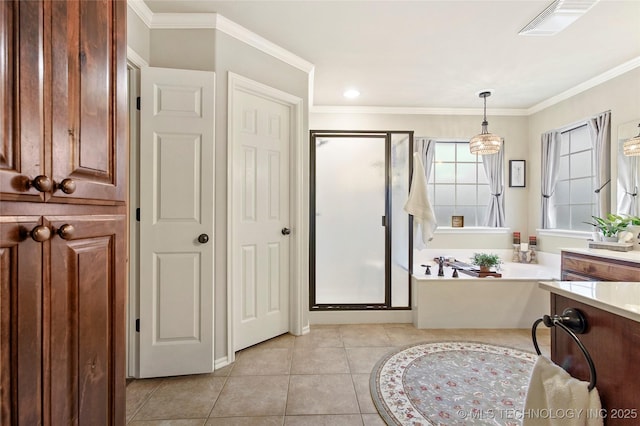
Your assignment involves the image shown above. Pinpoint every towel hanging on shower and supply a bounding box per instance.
[523,355,603,426]
[404,152,437,247]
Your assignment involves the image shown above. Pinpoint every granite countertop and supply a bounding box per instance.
[561,247,640,264]
[538,280,640,323]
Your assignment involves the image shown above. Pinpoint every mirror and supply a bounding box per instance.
[616,119,640,215]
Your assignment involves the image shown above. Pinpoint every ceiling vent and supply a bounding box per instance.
[519,0,600,36]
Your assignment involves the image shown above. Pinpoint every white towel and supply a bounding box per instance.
[403,152,437,247]
[523,355,603,426]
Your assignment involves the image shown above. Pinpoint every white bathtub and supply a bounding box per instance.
[412,249,560,329]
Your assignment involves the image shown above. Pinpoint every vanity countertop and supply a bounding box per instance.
[561,247,640,264]
[538,280,640,323]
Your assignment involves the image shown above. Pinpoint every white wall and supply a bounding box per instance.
[527,67,640,253]
[126,6,150,63]
[148,29,310,360]
[311,68,640,254]
[310,113,530,249]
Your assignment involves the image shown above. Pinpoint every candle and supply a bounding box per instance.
[520,243,529,251]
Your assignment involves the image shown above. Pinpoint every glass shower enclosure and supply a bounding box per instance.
[310,131,413,309]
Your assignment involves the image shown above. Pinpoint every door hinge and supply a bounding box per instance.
[135,318,140,332]
[136,208,140,222]
[136,96,141,110]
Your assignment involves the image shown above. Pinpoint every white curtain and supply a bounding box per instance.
[481,145,505,227]
[617,150,638,215]
[588,111,611,218]
[541,131,562,228]
[415,137,436,181]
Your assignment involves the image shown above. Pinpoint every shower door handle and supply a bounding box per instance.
[381,216,386,227]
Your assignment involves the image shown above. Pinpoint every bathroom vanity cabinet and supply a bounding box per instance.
[540,250,640,425]
[561,249,640,281]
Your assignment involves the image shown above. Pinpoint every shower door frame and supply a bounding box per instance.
[309,130,413,311]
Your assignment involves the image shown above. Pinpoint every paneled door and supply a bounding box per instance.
[49,0,127,204]
[0,216,43,424]
[47,215,126,425]
[229,73,294,351]
[139,67,215,377]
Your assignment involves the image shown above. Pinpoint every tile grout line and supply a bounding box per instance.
[127,378,165,424]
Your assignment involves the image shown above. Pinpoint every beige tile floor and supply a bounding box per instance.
[126,324,551,425]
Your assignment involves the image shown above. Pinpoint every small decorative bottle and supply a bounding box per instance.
[528,236,538,264]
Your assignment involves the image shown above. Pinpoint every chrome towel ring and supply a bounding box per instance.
[531,308,596,392]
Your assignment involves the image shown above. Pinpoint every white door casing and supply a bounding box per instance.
[139,67,215,378]
[228,73,304,353]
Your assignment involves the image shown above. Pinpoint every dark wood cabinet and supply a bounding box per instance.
[1,0,126,205]
[50,0,127,204]
[0,217,44,424]
[555,251,640,425]
[0,1,127,424]
[47,215,126,425]
[561,250,640,281]
[0,0,46,203]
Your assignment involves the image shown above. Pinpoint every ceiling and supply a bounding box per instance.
[142,0,640,110]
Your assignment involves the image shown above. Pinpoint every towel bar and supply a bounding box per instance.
[532,308,596,392]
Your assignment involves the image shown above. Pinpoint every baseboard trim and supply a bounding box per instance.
[309,310,413,325]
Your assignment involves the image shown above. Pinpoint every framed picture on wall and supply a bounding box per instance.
[509,160,526,187]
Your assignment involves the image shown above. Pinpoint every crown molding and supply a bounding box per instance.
[126,1,314,74]
[127,0,153,28]
[214,14,314,73]
[127,0,639,115]
[310,106,529,116]
[127,46,149,68]
[527,55,640,115]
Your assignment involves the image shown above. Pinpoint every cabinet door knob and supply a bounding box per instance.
[30,225,51,242]
[56,178,76,194]
[281,227,291,235]
[57,224,75,240]
[29,175,53,192]
[197,233,209,244]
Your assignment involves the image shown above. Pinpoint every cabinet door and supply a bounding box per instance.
[47,215,126,425]
[49,0,127,204]
[0,216,44,425]
[0,0,47,202]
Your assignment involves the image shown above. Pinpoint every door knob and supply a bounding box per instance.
[30,225,51,242]
[197,233,209,244]
[56,178,76,194]
[281,227,291,235]
[29,175,53,192]
[57,224,75,240]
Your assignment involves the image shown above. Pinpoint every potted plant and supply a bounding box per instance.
[583,214,630,242]
[470,252,501,272]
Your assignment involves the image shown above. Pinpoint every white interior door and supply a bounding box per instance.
[139,67,215,378]
[230,75,292,351]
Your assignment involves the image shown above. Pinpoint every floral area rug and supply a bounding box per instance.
[370,341,537,426]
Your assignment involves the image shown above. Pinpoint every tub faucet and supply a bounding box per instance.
[438,257,445,277]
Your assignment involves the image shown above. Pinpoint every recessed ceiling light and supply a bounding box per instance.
[343,89,360,99]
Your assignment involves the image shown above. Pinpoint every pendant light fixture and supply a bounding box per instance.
[623,123,640,156]
[469,90,502,155]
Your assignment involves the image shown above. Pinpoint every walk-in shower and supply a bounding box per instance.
[310,131,413,310]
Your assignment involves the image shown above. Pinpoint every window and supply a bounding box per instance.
[553,124,595,231]
[428,141,490,226]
